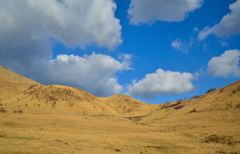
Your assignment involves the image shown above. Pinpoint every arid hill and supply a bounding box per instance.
[142,80,240,122]
[0,66,153,116]
[0,66,239,154]
[0,66,39,101]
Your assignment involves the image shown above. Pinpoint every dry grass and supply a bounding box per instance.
[0,110,239,154]
[0,66,240,153]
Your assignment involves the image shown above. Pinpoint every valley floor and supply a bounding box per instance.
[0,112,239,154]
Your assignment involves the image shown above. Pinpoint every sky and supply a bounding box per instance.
[0,0,240,104]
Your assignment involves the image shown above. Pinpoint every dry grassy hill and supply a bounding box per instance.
[142,81,240,122]
[100,94,153,116]
[0,66,240,154]
[0,66,153,116]
[0,66,39,101]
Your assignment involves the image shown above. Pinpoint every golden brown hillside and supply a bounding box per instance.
[141,81,240,122]
[0,66,240,154]
[100,94,153,116]
[0,66,39,101]
[0,66,152,116]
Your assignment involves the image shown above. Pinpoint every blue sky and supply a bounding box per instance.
[53,0,240,103]
[0,0,240,104]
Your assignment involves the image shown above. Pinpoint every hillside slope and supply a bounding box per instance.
[100,94,153,116]
[0,66,153,116]
[0,66,39,101]
[141,80,240,122]
[0,66,240,153]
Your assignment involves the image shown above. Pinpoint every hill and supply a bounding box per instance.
[0,66,39,101]
[0,66,239,154]
[100,94,153,116]
[141,80,240,122]
[0,66,153,116]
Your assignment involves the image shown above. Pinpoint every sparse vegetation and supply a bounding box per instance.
[206,88,217,93]
[174,105,184,110]
[67,102,74,107]
[191,95,201,99]
[219,88,225,93]
[230,86,240,96]
[0,107,7,113]
[235,104,240,109]
[160,100,183,110]
[51,101,56,108]
[231,89,237,95]
[13,109,23,113]
[189,108,197,113]
[203,135,234,145]
[225,102,233,110]
[114,148,121,152]
[0,66,240,153]
[176,99,182,104]
[49,96,58,102]
[28,84,38,90]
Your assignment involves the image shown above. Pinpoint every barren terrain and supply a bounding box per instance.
[0,66,240,154]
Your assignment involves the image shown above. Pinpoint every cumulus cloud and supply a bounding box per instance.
[198,0,240,40]
[0,0,126,96]
[128,0,202,25]
[128,69,194,98]
[31,53,131,96]
[208,50,240,77]
[0,0,122,67]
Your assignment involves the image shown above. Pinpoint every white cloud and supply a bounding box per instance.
[171,39,183,50]
[0,0,122,67]
[32,53,131,96]
[171,38,194,52]
[171,38,193,52]
[0,0,125,96]
[128,69,194,98]
[208,50,240,77]
[198,0,240,40]
[128,0,202,25]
